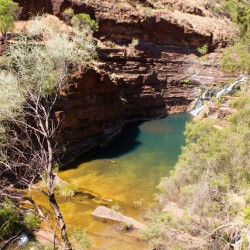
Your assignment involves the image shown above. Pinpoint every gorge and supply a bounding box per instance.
[1,0,249,249]
[13,0,237,160]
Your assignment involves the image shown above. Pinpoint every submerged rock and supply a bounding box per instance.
[92,206,146,230]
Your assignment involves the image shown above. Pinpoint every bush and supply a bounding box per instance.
[62,7,74,20]
[0,71,25,121]
[58,182,77,198]
[153,81,250,249]
[71,13,99,32]
[0,198,21,240]
[221,43,250,74]
[68,226,91,250]
[219,0,250,77]
[230,92,250,109]
[224,0,250,42]
[141,209,187,249]
[0,0,19,35]
[23,213,39,230]
[5,16,96,97]
[0,198,40,240]
[197,43,209,56]
[129,38,139,48]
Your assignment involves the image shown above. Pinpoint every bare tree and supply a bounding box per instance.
[0,15,96,249]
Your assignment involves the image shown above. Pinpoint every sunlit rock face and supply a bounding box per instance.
[16,0,237,158]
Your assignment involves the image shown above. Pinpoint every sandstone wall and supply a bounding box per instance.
[16,0,236,159]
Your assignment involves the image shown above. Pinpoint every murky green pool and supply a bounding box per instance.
[34,112,191,249]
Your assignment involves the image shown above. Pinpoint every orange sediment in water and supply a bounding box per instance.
[31,113,191,249]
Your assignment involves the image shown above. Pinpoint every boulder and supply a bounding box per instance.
[92,206,146,230]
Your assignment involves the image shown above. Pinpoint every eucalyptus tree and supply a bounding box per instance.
[0,15,96,249]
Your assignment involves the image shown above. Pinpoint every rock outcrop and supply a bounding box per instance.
[15,0,237,159]
[92,206,146,230]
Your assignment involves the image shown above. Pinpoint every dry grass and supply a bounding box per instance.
[70,0,236,43]
[13,1,236,46]
[14,15,73,34]
[163,9,237,42]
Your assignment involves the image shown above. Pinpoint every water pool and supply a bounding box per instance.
[33,112,191,249]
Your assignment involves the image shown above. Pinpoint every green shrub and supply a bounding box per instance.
[24,213,39,230]
[243,207,250,224]
[221,0,250,85]
[58,182,77,198]
[68,226,91,250]
[199,56,208,62]
[141,209,187,249]
[197,43,209,56]
[0,71,25,121]
[153,82,250,248]
[129,38,139,47]
[230,92,250,109]
[0,0,19,35]
[212,6,222,15]
[72,13,99,32]
[0,198,21,240]
[221,43,250,74]
[182,79,190,84]
[62,7,74,19]
[224,0,250,42]
[0,198,40,240]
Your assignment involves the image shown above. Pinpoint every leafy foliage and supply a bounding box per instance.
[23,213,39,230]
[224,0,250,42]
[5,16,96,97]
[0,15,97,247]
[0,0,18,35]
[0,198,21,240]
[149,81,250,249]
[62,7,74,20]
[221,0,250,74]
[0,71,24,120]
[24,241,60,250]
[72,13,99,32]
[58,182,77,198]
[221,42,250,74]
[0,198,39,241]
[197,43,209,56]
[68,226,91,250]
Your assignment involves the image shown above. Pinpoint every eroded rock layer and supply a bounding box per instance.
[16,0,236,159]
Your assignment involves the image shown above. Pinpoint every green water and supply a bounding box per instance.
[34,113,191,249]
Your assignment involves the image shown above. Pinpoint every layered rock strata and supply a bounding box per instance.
[15,0,237,159]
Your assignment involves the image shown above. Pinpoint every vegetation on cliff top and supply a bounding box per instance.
[0,0,18,36]
[221,0,250,74]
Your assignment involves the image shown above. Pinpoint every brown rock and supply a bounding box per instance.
[13,1,237,159]
[92,206,147,230]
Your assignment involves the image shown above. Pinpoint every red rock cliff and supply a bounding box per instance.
[16,0,236,159]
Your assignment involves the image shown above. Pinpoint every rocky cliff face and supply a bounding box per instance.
[16,0,237,159]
